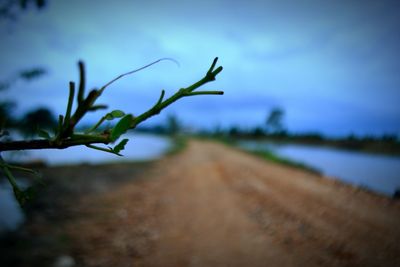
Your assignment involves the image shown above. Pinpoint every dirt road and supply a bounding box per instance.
[65,140,400,267]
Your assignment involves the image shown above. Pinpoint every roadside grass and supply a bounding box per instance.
[166,135,188,156]
[197,135,321,175]
[248,149,321,175]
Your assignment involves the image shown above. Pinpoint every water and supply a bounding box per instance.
[0,133,171,233]
[239,141,400,197]
[0,181,25,233]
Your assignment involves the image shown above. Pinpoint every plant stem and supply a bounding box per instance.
[0,135,110,151]
[0,156,18,187]
[0,57,223,152]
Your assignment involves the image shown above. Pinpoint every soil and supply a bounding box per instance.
[1,139,400,267]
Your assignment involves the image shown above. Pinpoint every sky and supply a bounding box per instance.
[1,0,400,136]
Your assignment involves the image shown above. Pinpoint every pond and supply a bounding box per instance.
[0,133,172,233]
[0,180,26,233]
[238,140,400,197]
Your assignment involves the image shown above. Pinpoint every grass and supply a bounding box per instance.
[169,134,321,175]
[249,149,321,175]
[166,135,188,156]
[197,135,322,175]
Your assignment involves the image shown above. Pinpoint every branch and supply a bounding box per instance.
[98,58,179,94]
[0,57,223,152]
[130,57,223,127]
[0,134,109,151]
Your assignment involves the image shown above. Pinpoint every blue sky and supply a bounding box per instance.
[1,0,400,136]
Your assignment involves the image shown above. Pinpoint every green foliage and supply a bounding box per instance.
[13,185,37,206]
[166,136,188,156]
[0,155,43,206]
[37,129,51,140]
[113,139,129,155]
[105,110,125,121]
[0,57,224,206]
[110,115,133,142]
[250,149,321,174]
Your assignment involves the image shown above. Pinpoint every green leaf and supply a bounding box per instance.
[105,110,125,120]
[113,139,129,154]
[14,186,37,206]
[38,129,51,140]
[110,114,133,141]
[86,144,115,154]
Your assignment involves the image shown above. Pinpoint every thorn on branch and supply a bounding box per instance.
[206,58,223,81]
[63,81,75,131]
[207,57,218,74]
[77,61,85,104]
[157,90,165,105]
[89,105,108,111]
[187,91,224,96]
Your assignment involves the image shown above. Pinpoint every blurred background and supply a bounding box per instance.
[1,0,399,136]
[1,1,400,192]
[1,0,400,195]
[1,1,400,266]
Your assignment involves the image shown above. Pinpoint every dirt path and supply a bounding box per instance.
[66,140,400,267]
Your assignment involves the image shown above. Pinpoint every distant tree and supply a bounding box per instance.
[0,67,47,136]
[0,0,46,20]
[229,126,239,137]
[251,126,265,138]
[1,0,48,133]
[208,124,223,137]
[266,107,285,134]
[346,133,357,141]
[166,114,181,135]
[19,107,56,136]
[381,134,397,143]
[0,101,16,131]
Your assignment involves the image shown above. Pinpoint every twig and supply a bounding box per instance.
[0,57,223,152]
